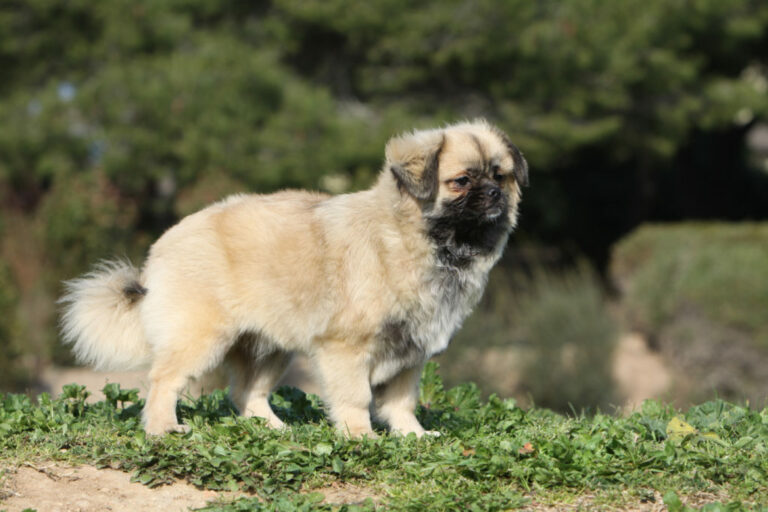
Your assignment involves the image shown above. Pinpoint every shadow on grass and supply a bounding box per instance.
[89,372,475,436]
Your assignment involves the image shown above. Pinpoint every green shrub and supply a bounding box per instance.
[611,223,768,405]
[442,264,619,412]
[612,223,768,347]
[515,265,618,412]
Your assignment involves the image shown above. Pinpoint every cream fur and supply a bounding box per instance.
[60,260,152,371]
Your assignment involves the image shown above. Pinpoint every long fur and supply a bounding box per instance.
[59,260,152,371]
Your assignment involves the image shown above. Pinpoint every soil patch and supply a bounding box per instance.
[0,463,378,512]
[0,463,236,512]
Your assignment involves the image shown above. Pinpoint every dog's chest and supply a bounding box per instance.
[371,266,487,385]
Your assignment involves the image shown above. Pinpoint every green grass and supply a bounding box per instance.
[1,364,767,511]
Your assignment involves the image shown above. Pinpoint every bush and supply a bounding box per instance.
[611,223,768,406]
[441,263,619,412]
[515,266,618,411]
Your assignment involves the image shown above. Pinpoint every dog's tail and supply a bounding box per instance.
[59,259,153,371]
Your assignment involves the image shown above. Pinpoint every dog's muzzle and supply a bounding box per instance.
[481,184,505,219]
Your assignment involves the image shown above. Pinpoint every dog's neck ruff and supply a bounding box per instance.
[426,215,511,269]
[370,262,490,386]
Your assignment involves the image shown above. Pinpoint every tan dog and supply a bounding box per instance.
[60,119,528,437]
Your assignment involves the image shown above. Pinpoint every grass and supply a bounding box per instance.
[1,363,767,511]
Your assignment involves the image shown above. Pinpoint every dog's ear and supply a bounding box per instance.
[507,140,529,187]
[492,128,529,187]
[385,130,445,200]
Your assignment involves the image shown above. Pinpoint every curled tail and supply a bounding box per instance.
[59,260,152,371]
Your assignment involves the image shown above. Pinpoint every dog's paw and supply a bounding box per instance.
[341,427,378,440]
[388,427,440,438]
[170,423,191,434]
[266,415,286,430]
[144,422,190,436]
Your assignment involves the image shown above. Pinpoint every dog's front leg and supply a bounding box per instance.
[313,343,375,438]
[373,364,431,437]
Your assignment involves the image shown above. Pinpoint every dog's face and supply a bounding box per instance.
[386,120,528,265]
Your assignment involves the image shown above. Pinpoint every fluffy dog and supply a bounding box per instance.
[60,119,528,437]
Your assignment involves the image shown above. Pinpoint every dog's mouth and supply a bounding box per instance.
[483,206,504,221]
[426,199,512,268]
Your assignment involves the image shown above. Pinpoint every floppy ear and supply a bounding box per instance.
[507,139,529,187]
[385,130,445,200]
[492,128,529,187]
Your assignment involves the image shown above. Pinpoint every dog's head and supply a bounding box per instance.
[386,120,528,264]
[386,119,528,225]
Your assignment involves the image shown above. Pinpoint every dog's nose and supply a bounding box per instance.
[486,186,501,201]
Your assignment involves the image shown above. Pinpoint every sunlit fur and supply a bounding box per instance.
[60,260,151,371]
[59,119,527,437]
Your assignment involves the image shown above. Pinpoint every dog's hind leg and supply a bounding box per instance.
[142,318,234,435]
[226,336,292,429]
[143,367,191,435]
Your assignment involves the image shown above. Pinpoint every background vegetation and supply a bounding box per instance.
[1,0,768,408]
[612,223,768,406]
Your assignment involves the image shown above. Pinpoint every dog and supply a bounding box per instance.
[60,119,528,437]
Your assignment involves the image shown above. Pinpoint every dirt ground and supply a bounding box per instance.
[1,463,723,512]
[612,332,671,411]
[0,463,377,512]
[3,333,670,511]
[1,464,232,512]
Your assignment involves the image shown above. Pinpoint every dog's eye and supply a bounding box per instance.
[453,176,470,187]
[491,164,504,182]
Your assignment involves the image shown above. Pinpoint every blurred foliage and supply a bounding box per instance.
[0,253,26,391]
[612,223,768,349]
[0,0,767,404]
[516,266,618,412]
[612,223,768,405]
[441,264,618,412]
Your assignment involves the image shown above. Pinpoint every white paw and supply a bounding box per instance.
[243,406,286,430]
[145,422,190,436]
[341,426,379,439]
[389,427,440,438]
[266,416,286,430]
